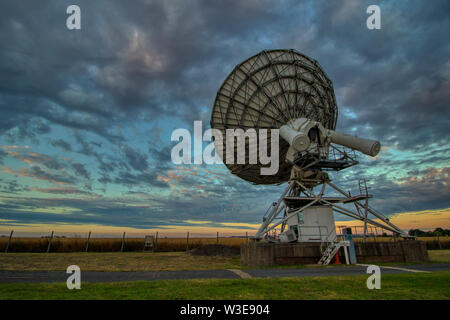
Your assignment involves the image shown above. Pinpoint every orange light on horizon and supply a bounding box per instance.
[0,208,448,237]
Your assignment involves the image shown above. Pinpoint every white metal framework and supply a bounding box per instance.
[255,177,407,240]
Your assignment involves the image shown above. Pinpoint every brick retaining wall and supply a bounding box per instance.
[240,240,429,266]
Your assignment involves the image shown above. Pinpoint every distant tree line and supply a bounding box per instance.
[408,228,450,237]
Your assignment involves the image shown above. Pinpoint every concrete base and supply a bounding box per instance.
[240,240,429,266]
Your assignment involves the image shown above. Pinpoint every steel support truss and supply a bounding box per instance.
[255,178,408,240]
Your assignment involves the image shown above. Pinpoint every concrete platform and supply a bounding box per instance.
[241,240,429,267]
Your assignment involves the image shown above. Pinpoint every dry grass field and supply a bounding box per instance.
[0,236,448,252]
[0,249,448,272]
[0,252,242,271]
[0,236,245,253]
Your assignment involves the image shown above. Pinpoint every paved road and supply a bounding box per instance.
[0,263,449,283]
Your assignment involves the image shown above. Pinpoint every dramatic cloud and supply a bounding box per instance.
[123,146,148,172]
[51,139,72,152]
[72,163,90,180]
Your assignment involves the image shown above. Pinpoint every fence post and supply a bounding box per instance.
[47,230,54,253]
[186,232,189,251]
[246,232,248,244]
[85,231,91,252]
[437,235,442,249]
[155,232,158,251]
[5,230,13,253]
[216,232,219,244]
[120,232,125,252]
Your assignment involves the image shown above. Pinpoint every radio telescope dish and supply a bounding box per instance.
[211,49,338,185]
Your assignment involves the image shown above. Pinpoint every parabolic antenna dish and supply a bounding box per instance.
[210,49,338,184]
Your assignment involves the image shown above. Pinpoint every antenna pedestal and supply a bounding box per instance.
[255,177,408,241]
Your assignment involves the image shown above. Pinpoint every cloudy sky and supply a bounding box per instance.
[0,0,449,236]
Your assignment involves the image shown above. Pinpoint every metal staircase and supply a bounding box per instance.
[318,241,349,265]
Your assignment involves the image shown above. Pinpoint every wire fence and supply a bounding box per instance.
[1,227,448,252]
[0,230,251,253]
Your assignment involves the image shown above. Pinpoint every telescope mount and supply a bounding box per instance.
[210,49,409,244]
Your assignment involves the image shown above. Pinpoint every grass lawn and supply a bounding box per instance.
[0,271,449,300]
[0,252,242,272]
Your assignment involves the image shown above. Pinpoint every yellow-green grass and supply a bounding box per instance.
[0,272,449,300]
[0,252,241,272]
[428,249,450,263]
[0,249,448,272]
[373,249,450,266]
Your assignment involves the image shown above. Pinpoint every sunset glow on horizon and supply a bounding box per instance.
[2,207,449,238]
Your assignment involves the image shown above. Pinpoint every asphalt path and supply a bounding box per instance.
[0,263,449,283]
